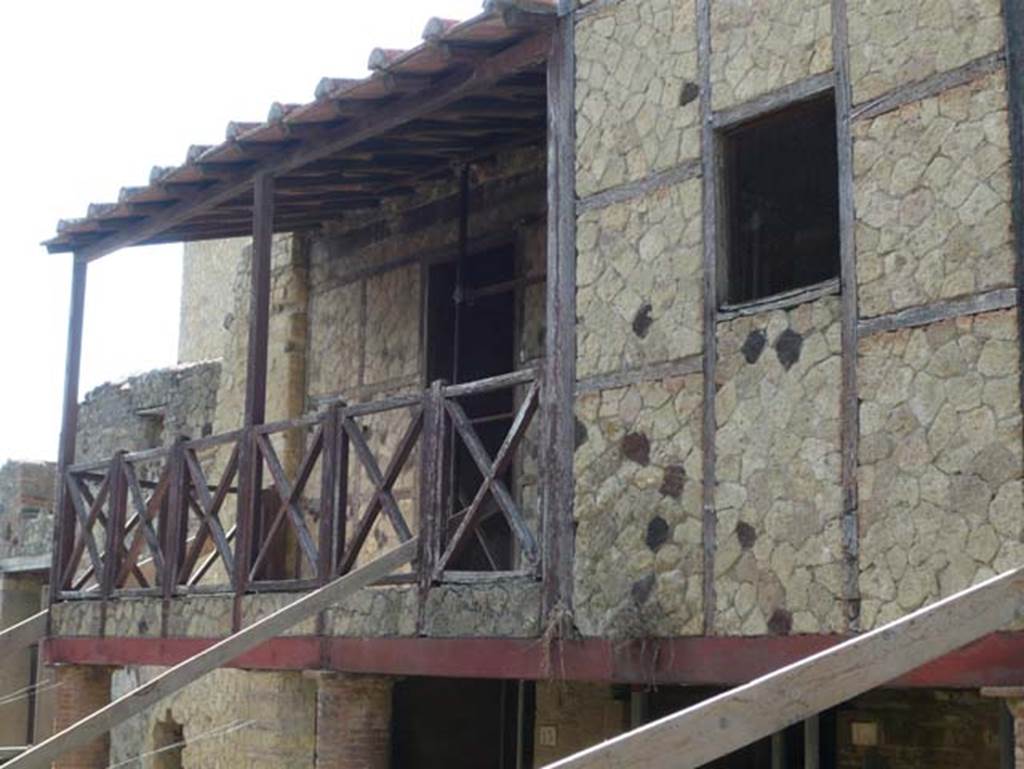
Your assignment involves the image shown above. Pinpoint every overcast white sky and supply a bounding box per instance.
[0,0,483,465]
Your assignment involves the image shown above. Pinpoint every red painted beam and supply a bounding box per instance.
[41,632,1024,689]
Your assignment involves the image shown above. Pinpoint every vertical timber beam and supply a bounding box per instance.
[833,0,861,632]
[49,257,88,609]
[234,171,274,629]
[1004,0,1024,473]
[697,0,719,634]
[541,7,576,618]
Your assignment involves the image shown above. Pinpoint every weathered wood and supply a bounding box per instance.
[541,10,577,615]
[445,398,540,564]
[542,566,1024,769]
[118,461,169,586]
[182,450,236,583]
[437,381,540,571]
[717,278,840,321]
[49,257,88,610]
[344,393,423,418]
[162,441,188,598]
[852,51,1005,123]
[318,407,339,584]
[712,72,835,129]
[576,159,702,215]
[8,539,417,769]
[834,0,861,631]
[0,611,47,660]
[441,367,537,398]
[576,355,703,394]
[1004,0,1024,477]
[76,33,552,262]
[63,472,109,589]
[574,0,620,21]
[858,288,1017,337]
[697,0,719,635]
[804,715,820,769]
[417,381,445,631]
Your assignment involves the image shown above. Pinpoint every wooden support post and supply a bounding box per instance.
[234,172,274,627]
[540,7,576,617]
[162,439,188,598]
[417,381,445,632]
[833,0,861,634]
[542,564,1024,769]
[100,453,127,634]
[49,257,88,607]
[9,539,417,769]
[696,0,720,634]
[318,406,340,584]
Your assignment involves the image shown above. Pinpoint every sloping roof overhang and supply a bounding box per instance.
[46,0,557,261]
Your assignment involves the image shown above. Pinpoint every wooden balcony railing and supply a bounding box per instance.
[52,368,542,601]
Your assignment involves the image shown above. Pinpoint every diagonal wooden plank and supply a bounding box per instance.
[180,442,239,582]
[10,539,417,769]
[119,462,168,583]
[63,474,108,587]
[182,449,236,581]
[338,409,422,573]
[444,399,539,563]
[189,525,238,588]
[254,434,320,574]
[542,565,1024,769]
[437,383,540,570]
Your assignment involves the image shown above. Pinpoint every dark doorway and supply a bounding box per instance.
[425,244,518,571]
[391,677,531,768]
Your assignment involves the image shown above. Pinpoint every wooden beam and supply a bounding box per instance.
[75,31,552,262]
[48,257,87,613]
[834,0,861,631]
[0,611,47,660]
[712,71,835,129]
[576,159,701,215]
[540,12,576,615]
[541,566,1024,768]
[858,288,1017,337]
[8,539,416,769]
[1004,0,1024,477]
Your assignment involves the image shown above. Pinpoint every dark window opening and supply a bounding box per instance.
[721,93,840,306]
[426,244,518,571]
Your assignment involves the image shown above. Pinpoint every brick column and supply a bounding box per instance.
[52,665,113,769]
[314,673,394,769]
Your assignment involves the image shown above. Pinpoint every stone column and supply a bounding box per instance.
[52,665,113,769]
[313,673,394,769]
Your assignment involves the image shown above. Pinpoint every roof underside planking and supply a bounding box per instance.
[45,0,558,261]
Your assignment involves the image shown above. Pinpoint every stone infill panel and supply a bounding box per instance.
[709,0,832,110]
[848,0,1005,103]
[714,296,845,635]
[858,309,1023,630]
[575,0,700,198]
[576,177,703,380]
[50,580,541,640]
[573,373,704,638]
[854,69,1014,318]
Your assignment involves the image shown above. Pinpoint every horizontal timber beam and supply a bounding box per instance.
[42,629,1024,689]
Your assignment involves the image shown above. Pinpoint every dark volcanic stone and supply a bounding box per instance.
[659,465,687,498]
[621,432,651,466]
[632,303,654,338]
[631,573,656,604]
[736,521,757,549]
[645,516,670,551]
[741,329,767,364]
[775,328,803,370]
[768,608,793,635]
[679,81,700,106]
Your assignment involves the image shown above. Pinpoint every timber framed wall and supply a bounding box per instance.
[570,0,1022,641]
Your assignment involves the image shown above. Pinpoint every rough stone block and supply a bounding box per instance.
[421,580,541,638]
[714,296,845,635]
[854,70,1014,318]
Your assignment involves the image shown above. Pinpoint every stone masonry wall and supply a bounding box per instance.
[854,69,1014,318]
[715,297,845,635]
[0,460,56,561]
[575,0,700,197]
[573,374,704,637]
[576,178,703,379]
[710,0,832,109]
[858,309,1022,629]
[178,237,246,365]
[847,0,1005,102]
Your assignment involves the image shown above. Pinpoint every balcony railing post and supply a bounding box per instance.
[318,406,341,585]
[101,452,127,602]
[162,438,188,599]
[417,381,446,612]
